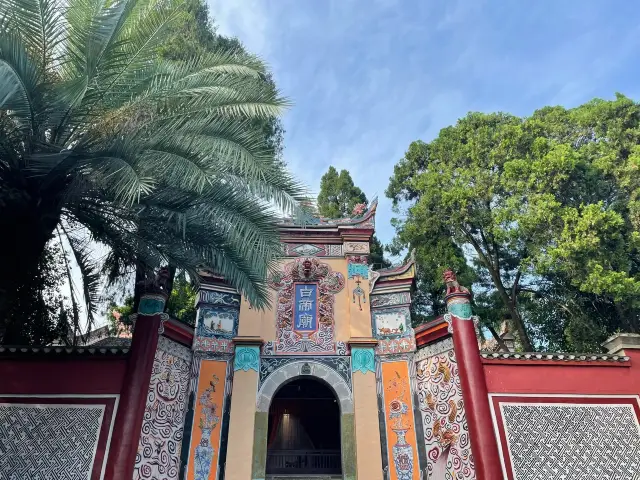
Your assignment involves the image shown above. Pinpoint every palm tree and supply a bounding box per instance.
[0,0,306,339]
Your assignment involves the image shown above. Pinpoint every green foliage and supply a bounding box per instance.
[317,166,390,269]
[165,274,197,325]
[106,296,134,335]
[388,95,640,352]
[3,244,72,345]
[317,166,368,218]
[0,0,308,338]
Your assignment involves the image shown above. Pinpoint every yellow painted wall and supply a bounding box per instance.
[353,371,384,480]
[255,257,362,343]
[224,369,258,480]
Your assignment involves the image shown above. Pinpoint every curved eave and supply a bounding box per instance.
[277,200,378,231]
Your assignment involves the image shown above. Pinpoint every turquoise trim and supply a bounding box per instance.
[448,301,473,319]
[347,263,369,279]
[351,347,375,374]
[138,296,166,315]
[234,346,260,372]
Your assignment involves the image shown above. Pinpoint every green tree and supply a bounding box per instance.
[3,243,72,345]
[165,274,197,325]
[0,0,306,341]
[317,167,368,218]
[317,167,390,268]
[388,96,640,352]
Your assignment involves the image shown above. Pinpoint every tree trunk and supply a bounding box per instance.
[486,324,510,352]
[163,265,177,313]
[0,192,61,343]
[132,260,148,313]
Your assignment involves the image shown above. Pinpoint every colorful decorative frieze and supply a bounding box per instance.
[376,336,416,355]
[197,289,240,307]
[259,356,352,390]
[138,293,167,315]
[283,243,344,257]
[268,258,345,355]
[344,241,370,255]
[186,360,227,480]
[381,360,421,480]
[351,347,375,374]
[373,306,413,339]
[234,346,260,372]
[134,338,191,479]
[348,263,369,278]
[371,292,411,308]
[416,348,475,479]
[197,305,238,339]
[193,337,233,353]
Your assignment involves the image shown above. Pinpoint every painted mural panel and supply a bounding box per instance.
[382,361,420,480]
[415,348,475,479]
[134,338,191,480]
[186,360,227,480]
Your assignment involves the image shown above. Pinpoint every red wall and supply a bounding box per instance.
[0,356,127,395]
[482,350,640,395]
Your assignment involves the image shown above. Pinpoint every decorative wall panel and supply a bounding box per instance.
[186,360,228,480]
[0,403,105,480]
[376,336,416,355]
[415,348,475,479]
[134,339,191,479]
[371,292,411,308]
[381,360,420,480]
[268,258,345,355]
[283,243,343,257]
[492,396,640,480]
[258,356,352,390]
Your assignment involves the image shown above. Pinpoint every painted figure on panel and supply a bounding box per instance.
[194,375,220,480]
[375,310,407,336]
[386,370,415,480]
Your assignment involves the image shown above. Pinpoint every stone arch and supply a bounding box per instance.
[251,360,357,480]
[256,360,353,414]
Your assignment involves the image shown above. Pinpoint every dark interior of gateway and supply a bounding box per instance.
[266,378,342,475]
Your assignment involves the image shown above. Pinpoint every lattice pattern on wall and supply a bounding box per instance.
[134,339,191,479]
[0,404,104,480]
[500,401,640,480]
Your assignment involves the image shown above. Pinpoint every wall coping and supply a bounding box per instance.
[481,351,630,364]
[0,345,130,357]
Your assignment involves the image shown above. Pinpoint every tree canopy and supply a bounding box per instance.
[0,0,306,342]
[387,94,640,352]
[318,167,390,269]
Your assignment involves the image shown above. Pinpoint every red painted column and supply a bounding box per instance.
[104,291,167,480]
[443,270,503,480]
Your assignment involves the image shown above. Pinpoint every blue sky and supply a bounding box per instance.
[208,0,640,246]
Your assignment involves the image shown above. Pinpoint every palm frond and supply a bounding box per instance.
[59,223,101,330]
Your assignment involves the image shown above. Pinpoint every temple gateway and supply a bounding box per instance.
[1,202,640,480]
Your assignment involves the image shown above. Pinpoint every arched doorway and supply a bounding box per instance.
[266,378,342,476]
